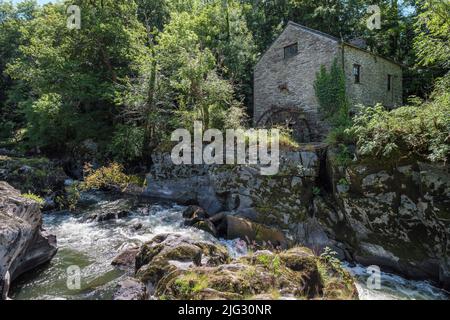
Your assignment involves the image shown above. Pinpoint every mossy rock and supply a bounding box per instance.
[131,233,358,300]
[0,156,67,196]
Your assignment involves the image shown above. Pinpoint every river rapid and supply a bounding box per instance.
[10,194,449,300]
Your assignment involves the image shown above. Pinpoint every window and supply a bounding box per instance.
[353,64,361,83]
[387,74,392,91]
[284,43,298,59]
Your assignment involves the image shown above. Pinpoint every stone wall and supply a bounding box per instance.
[253,22,338,140]
[343,44,403,109]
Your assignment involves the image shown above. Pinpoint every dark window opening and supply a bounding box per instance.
[353,64,361,84]
[387,74,392,91]
[284,43,298,59]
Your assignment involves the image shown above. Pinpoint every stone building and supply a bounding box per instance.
[254,21,403,142]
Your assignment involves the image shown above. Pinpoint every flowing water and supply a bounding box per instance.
[10,194,449,300]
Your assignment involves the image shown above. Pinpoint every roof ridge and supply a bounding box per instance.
[287,21,340,42]
[287,21,402,66]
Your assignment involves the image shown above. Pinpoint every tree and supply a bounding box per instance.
[414,0,450,70]
[0,0,38,140]
[6,0,149,154]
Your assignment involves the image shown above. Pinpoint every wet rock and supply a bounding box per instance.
[193,220,218,237]
[0,182,57,300]
[327,148,450,288]
[135,234,229,289]
[131,222,143,231]
[133,233,358,300]
[112,247,140,269]
[197,185,224,216]
[85,198,135,222]
[183,205,208,221]
[146,146,450,289]
[113,278,147,300]
[225,216,287,248]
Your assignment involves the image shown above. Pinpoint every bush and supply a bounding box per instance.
[82,162,140,191]
[21,192,45,205]
[349,79,450,163]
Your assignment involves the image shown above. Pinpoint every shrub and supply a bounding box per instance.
[349,82,450,163]
[278,127,301,150]
[55,183,81,211]
[82,162,137,191]
[21,193,45,205]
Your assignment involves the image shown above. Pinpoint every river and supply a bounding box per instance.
[10,194,449,300]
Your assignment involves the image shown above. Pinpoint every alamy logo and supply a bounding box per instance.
[171,122,280,176]
[366,5,381,30]
[67,5,81,30]
[367,265,381,290]
[66,265,81,290]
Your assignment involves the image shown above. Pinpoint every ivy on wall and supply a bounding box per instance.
[313,58,349,127]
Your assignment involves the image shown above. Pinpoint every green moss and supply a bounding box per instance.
[174,273,209,296]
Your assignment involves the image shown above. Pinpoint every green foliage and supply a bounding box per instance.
[21,192,45,205]
[320,247,341,271]
[0,0,447,170]
[109,125,144,162]
[6,0,149,154]
[333,144,353,167]
[55,183,81,211]
[315,59,353,149]
[256,254,282,276]
[414,0,450,69]
[314,59,349,125]
[312,187,321,196]
[81,162,139,191]
[338,178,350,186]
[349,78,450,163]
[174,273,209,296]
[154,7,249,131]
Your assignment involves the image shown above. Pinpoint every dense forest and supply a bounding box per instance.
[0,0,448,168]
[1,0,450,302]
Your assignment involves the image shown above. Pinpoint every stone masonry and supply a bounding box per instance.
[254,21,403,142]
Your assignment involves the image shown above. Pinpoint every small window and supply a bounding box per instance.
[284,43,298,59]
[353,64,361,84]
[387,74,392,91]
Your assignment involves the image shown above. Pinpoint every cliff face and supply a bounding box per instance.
[0,182,57,299]
[326,150,450,288]
[145,146,450,289]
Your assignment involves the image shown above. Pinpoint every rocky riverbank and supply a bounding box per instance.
[145,145,450,289]
[113,233,358,300]
[0,182,57,299]
[1,146,448,300]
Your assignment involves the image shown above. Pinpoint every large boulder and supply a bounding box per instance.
[0,182,57,299]
[132,233,357,300]
[135,233,229,289]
